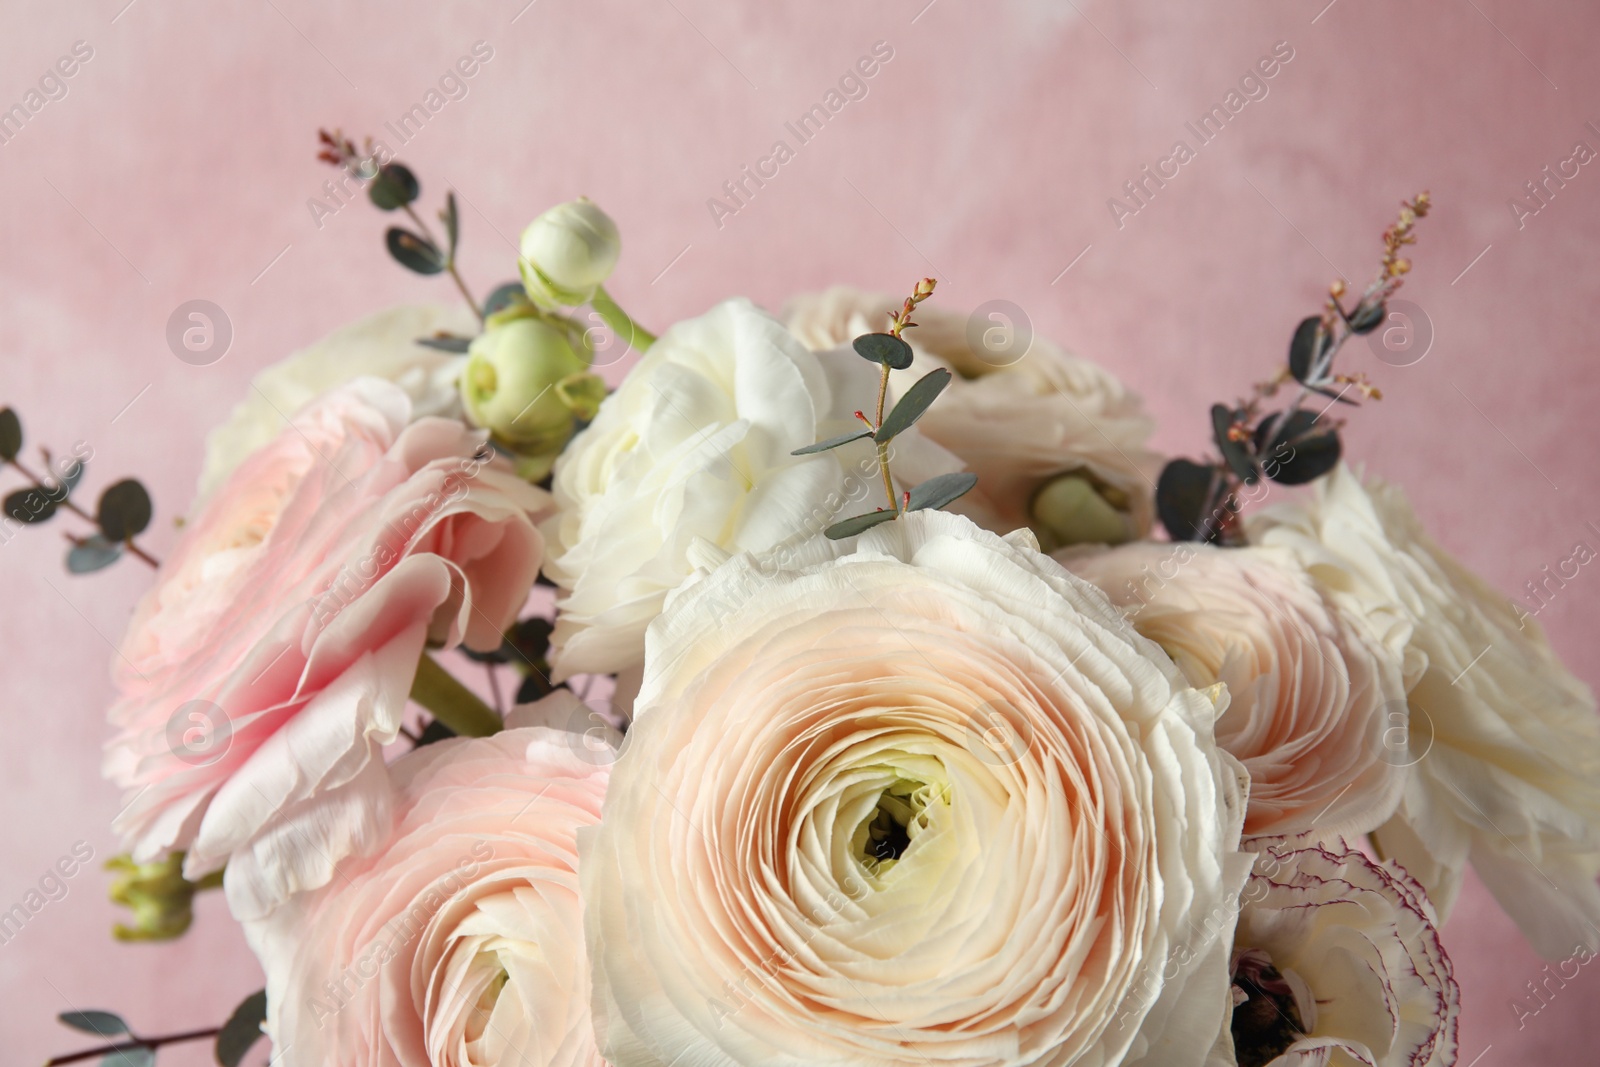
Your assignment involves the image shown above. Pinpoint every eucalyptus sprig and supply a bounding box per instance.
[45,990,265,1067]
[1156,192,1431,545]
[0,407,158,572]
[317,129,482,325]
[791,278,978,540]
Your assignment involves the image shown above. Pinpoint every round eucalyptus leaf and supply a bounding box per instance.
[98,479,153,541]
[852,333,914,370]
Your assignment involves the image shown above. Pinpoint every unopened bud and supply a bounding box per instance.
[461,317,602,478]
[518,198,622,308]
[1029,471,1133,550]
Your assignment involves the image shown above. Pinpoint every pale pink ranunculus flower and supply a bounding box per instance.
[583,511,1252,1067]
[1062,541,1409,839]
[248,696,609,1067]
[105,378,549,919]
[1216,840,1460,1067]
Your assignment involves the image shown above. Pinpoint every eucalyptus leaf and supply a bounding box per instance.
[415,334,474,353]
[852,333,914,370]
[1288,316,1331,385]
[67,534,124,574]
[1255,410,1342,485]
[506,616,554,664]
[59,1010,129,1037]
[875,368,951,443]
[1210,404,1257,485]
[483,281,527,317]
[906,471,978,512]
[1155,458,1221,543]
[367,163,420,211]
[441,191,459,255]
[215,989,268,1067]
[101,1047,155,1067]
[0,407,20,461]
[515,671,554,703]
[416,718,459,747]
[58,457,87,494]
[385,228,446,275]
[1347,301,1385,334]
[5,487,58,524]
[98,479,153,541]
[791,429,873,456]
[824,509,899,540]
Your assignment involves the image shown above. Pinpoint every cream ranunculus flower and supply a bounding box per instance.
[541,297,959,680]
[1062,542,1409,839]
[1219,841,1460,1067]
[784,287,1160,550]
[582,511,1252,1067]
[1248,463,1600,959]
[248,694,609,1067]
[197,304,475,501]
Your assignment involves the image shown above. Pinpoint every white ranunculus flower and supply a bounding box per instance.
[784,287,1161,549]
[1222,841,1460,1067]
[197,304,474,502]
[247,694,610,1067]
[581,510,1252,1067]
[542,297,960,680]
[1062,542,1409,839]
[1248,463,1600,959]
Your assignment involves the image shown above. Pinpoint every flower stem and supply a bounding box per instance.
[46,1028,220,1067]
[409,652,502,737]
[591,286,656,352]
[873,363,897,511]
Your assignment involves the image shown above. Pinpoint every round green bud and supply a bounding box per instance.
[1029,470,1133,550]
[461,318,603,480]
[518,197,621,308]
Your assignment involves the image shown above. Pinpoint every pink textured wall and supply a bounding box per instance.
[2,1,1596,1063]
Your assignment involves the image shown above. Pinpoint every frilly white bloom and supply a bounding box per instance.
[541,297,959,679]
[1219,841,1459,1067]
[785,287,1160,549]
[196,304,474,502]
[247,694,609,1067]
[582,510,1252,1067]
[519,197,622,308]
[1248,464,1600,959]
[1063,542,1408,838]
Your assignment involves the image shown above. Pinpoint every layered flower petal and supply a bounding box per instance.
[582,511,1251,1067]
[104,378,549,919]
[541,297,959,680]
[1249,464,1600,958]
[1063,542,1408,838]
[248,698,610,1067]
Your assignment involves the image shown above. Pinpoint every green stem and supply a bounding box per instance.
[410,653,502,737]
[873,363,897,511]
[592,285,657,352]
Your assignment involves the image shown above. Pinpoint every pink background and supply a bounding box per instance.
[3,0,1597,1063]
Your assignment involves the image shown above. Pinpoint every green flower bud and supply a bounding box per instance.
[518,197,621,308]
[460,317,605,480]
[1029,470,1134,550]
[106,852,220,942]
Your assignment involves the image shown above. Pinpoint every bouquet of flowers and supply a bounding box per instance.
[19,137,1599,1067]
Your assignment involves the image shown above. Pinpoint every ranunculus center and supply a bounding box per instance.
[852,777,937,874]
